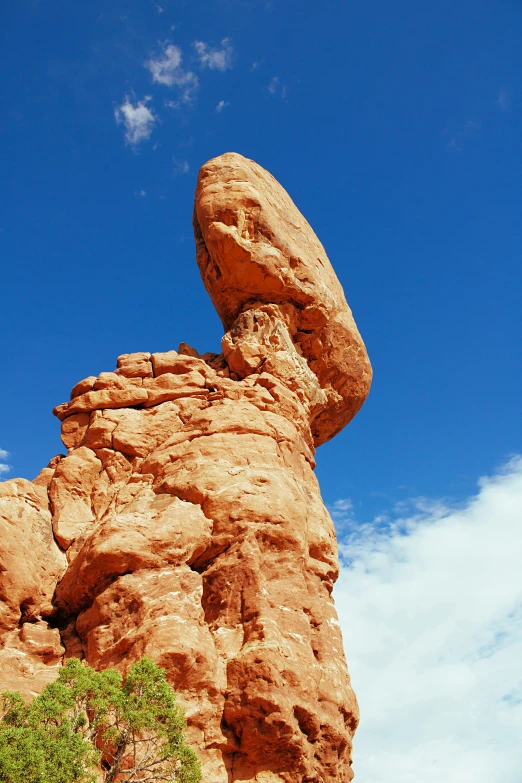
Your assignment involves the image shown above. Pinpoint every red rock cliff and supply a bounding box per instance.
[0,153,371,782]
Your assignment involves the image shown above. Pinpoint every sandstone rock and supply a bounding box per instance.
[60,413,90,449]
[92,371,128,391]
[194,152,372,445]
[70,376,97,399]
[19,621,64,664]
[55,491,212,615]
[0,153,371,782]
[151,349,179,375]
[82,411,116,450]
[143,371,207,407]
[178,341,201,358]
[0,479,66,631]
[66,386,149,416]
[116,351,153,378]
[32,454,65,489]
[0,624,65,700]
[49,447,102,550]
[0,479,66,697]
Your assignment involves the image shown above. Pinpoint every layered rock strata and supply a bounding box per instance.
[0,153,371,782]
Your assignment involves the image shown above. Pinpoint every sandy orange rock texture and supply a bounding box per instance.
[0,153,371,782]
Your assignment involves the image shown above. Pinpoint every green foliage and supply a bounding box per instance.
[0,689,98,783]
[0,657,201,783]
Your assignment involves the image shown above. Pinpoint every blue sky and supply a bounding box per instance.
[1,1,521,780]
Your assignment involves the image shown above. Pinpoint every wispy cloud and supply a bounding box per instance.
[173,158,189,175]
[445,119,481,151]
[216,99,229,113]
[331,497,354,515]
[268,75,287,99]
[114,97,157,146]
[0,448,11,476]
[334,456,522,783]
[329,497,354,527]
[497,89,510,111]
[147,43,199,103]
[134,189,147,197]
[193,38,233,71]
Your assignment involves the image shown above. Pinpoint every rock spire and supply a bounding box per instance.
[0,153,371,782]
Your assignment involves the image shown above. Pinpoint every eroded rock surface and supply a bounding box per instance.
[194,153,372,446]
[0,153,371,782]
[0,476,66,697]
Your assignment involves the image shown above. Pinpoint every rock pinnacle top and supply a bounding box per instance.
[194,152,372,445]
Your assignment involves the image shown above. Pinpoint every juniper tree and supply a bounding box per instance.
[0,656,201,783]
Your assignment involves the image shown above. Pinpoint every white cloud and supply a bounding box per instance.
[334,456,522,783]
[193,38,233,71]
[329,497,355,532]
[114,97,157,146]
[134,189,147,197]
[331,497,354,515]
[216,100,229,113]
[0,448,10,476]
[497,89,510,111]
[268,75,287,99]
[147,43,199,103]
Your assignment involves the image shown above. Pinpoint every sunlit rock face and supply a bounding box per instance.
[0,153,371,783]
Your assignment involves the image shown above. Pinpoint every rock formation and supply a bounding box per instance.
[0,153,371,782]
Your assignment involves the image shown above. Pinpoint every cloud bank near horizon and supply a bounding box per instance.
[334,456,522,783]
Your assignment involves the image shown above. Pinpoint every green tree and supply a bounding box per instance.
[0,657,201,783]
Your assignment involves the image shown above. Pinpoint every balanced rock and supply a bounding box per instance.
[194,153,372,445]
[0,153,371,782]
